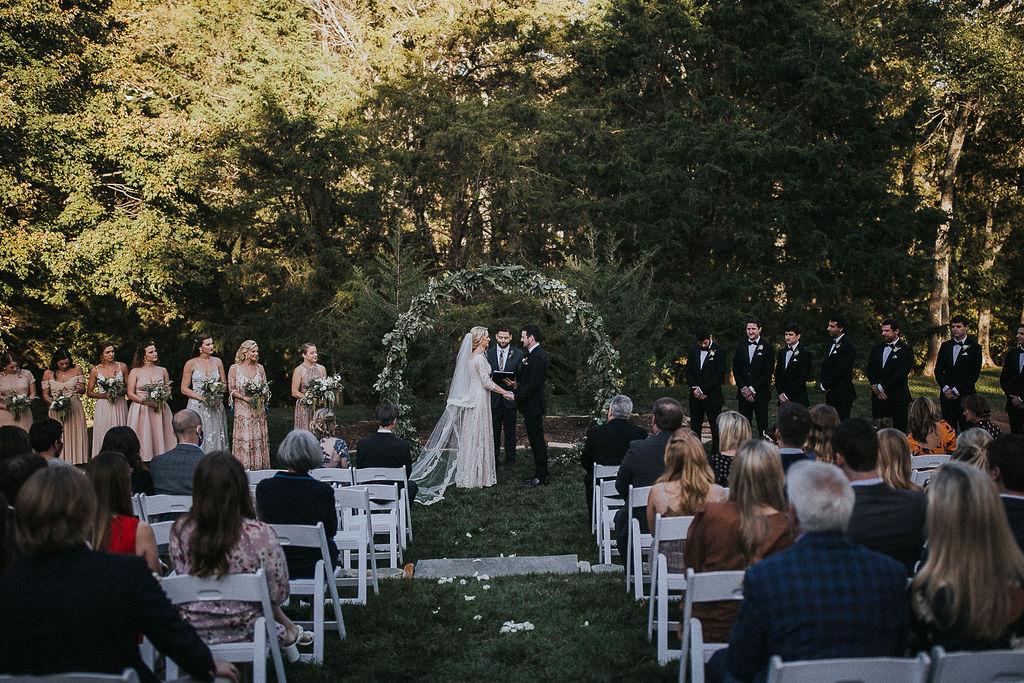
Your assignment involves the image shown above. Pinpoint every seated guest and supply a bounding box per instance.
[256,430,338,578]
[876,428,921,491]
[0,490,8,575]
[718,461,909,683]
[646,430,726,569]
[774,402,814,473]
[837,418,927,575]
[581,394,647,516]
[962,394,1001,439]
[912,462,1024,651]
[707,412,751,488]
[683,439,794,643]
[803,404,839,463]
[614,398,683,555]
[101,426,154,495]
[988,434,1024,552]
[170,453,312,661]
[0,425,30,460]
[86,452,160,574]
[0,453,47,559]
[310,408,349,468]
[0,467,238,682]
[952,427,993,470]
[907,397,957,455]
[29,418,72,468]
[150,409,205,495]
[354,404,418,499]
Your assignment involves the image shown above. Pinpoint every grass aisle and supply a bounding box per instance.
[288,455,679,682]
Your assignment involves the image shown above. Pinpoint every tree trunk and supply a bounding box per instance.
[977,204,1007,367]
[923,101,975,376]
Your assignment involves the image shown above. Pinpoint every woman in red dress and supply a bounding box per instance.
[86,451,159,573]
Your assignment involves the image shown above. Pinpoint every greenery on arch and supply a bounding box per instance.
[374,265,623,454]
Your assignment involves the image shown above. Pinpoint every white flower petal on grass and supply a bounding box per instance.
[466,532,472,538]
[478,574,489,581]
[459,579,467,585]
[511,531,517,536]
[432,608,440,614]
[584,621,589,627]
[483,585,491,590]
[464,595,476,601]
[499,620,535,634]
[473,615,482,621]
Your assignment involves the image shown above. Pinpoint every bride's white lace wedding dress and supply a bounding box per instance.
[412,334,504,504]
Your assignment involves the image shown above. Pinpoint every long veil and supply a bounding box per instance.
[410,333,475,505]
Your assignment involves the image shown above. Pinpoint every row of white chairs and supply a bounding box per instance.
[910,454,950,488]
[759,647,1024,683]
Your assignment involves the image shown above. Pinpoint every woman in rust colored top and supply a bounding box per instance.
[682,439,795,642]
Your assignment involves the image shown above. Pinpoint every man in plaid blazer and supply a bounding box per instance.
[719,461,908,683]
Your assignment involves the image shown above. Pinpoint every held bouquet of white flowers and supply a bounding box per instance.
[143,384,172,413]
[5,393,35,421]
[200,377,227,409]
[50,393,73,422]
[241,377,272,410]
[96,376,126,403]
[300,374,344,410]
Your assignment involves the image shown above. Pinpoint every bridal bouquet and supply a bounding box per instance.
[301,374,344,409]
[241,377,272,410]
[96,376,126,403]
[143,383,172,413]
[5,393,35,421]
[50,393,73,422]
[200,377,227,409]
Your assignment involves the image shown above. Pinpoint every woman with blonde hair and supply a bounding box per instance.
[683,439,794,641]
[907,397,957,455]
[876,428,920,491]
[309,407,348,468]
[227,340,269,470]
[912,462,1024,650]
[951,427,993,470]
[804,404,840,463]
[707,411,751,487]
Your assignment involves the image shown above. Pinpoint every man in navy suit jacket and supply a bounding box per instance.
[721,461,909,683]
[989,434,1024,551]
[934,314,983,431]
[774,402,813,474]
[1000,324,1024,434]
[150,409,205,495]
[486,323,524,467]
[355,404,418,499]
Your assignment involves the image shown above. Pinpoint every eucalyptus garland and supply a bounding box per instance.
[373,265,623,458]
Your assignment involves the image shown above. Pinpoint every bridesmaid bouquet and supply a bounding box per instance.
[5,393,35,421]
[200,377,227,409]
[96,377,126,403]
[241,377,272,410]
[51,393,73,422]
[301,374,344,409]
[143,384,172,413]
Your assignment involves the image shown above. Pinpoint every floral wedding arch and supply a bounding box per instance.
[373,264,623,454]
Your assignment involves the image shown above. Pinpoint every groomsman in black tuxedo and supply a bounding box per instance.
[732,318,774,437]
[1000,324,1024,434]
[819,315,856,420]
[774,322,812,407]
[865,319,914,432]
[685,327,727,452]
[514,324,549,486]
[935,314,983,431]
[486,323,524,467]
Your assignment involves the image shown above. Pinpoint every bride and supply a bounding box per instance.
[411,327,515,504]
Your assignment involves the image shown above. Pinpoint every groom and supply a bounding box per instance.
[487,323,523,468]
[514,324,549,486]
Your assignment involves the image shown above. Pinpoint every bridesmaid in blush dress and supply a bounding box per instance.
[41,349,89,465]
[126,341,175,462]
[227,340,270,470]
[180,334,228,453]
[86,342,129,458]
[291,342,324,432]
[0,352,36,432]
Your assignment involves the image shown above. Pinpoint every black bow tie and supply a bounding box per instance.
[748,340,758,346]
[887,343,896,349]
[787,346,795,352]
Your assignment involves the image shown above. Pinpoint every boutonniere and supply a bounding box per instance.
[961,343,970,352]
[707,350,716,360]
[755,345,763,354]
[521,359,529,366]
[833,341,842,352]
[792,349,800,358]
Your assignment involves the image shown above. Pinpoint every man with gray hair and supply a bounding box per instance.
[150,409,205,495]
[580,395,647,516]
[715,460,909,682]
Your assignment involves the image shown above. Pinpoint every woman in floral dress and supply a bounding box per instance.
[227,340,270,470]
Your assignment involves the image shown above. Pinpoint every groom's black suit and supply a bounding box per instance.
[487,344,523,465]
[515,344,549,482]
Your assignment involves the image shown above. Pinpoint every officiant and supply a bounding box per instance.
[487,323,523,468]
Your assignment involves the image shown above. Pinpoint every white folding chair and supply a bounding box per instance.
[246,469,279,485]
[910,454,950,471]
[598,478,624,564]
[591,464,620,535]
[268,522,347,663]
[333,486,380,604]
[160,569,286,683]
[765,652,930,683]
[0,670,141,682]
[131,493,144,519]
[356,483,403,568]
[681,569,746,683]
[313,467,354,486]
[352,466,413,546]
[911,469,934,487]
[625,484,653,598]
[928,645,1024,682]
[646,514,695,664]
[138,494,192,523]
